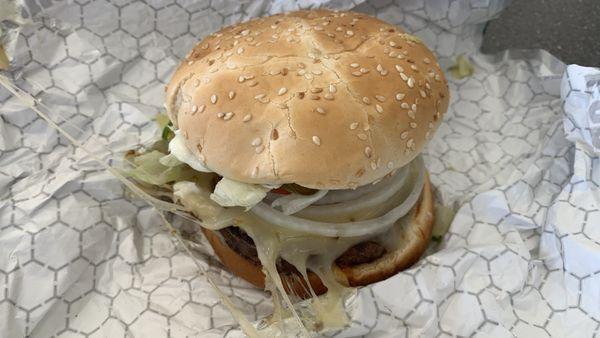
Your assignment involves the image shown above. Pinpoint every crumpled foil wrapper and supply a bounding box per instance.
[1,0,599,337]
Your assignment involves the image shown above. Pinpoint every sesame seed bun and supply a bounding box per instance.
[166,10,449,189]
[202,172,434,295]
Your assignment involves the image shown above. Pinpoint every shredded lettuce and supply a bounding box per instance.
[173,181,243,229]
[159,153,183,167]
[125,150,194,186]
[210,178,270,209]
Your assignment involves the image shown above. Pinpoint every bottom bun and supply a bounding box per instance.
[202,172,435,296]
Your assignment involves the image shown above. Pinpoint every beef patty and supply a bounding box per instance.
[218,226,387,274]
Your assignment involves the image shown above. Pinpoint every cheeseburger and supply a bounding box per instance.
[128,9,448,325]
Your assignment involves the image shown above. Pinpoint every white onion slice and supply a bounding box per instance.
[314,170,400,205]
[295,165,410,221]
[271,189,329,215]
[250,157,425,237]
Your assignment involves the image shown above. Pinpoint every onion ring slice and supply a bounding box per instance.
[250,157,425,237]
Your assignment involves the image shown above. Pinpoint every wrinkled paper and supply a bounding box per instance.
[1,0,599,337]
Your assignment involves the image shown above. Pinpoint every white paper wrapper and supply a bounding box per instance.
[1,0,599,337]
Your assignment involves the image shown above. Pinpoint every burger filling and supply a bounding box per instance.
[125,125,429,329]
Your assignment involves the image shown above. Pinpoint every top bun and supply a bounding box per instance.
[165,10,449,190]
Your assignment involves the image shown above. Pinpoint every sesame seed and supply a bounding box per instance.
[375,95,386,102]
[238,75,245,83]
[251,137,262,147]
[357,133,368,140]
[376,64,383,72]
[324,94,334,100]
[254,94,265,100]
[217,112,225,118]
[278,87,287,96]
[312,136,321,145]
[375,104,383,113]
[350,63,359,68]
[245,74,255,80]
[411,104,417,112]
[198,105,206,113]
[351,71,362,77]
[380,70,388,76]
[362,97,371,105]
[359,68,369,74]
[309,94,320,100]
[364,146,373,158]
[224,112,234,120]
[400,72,408,81]
[188,60,194,65]
[304,73,313,80]
[350,122,359,130]
[401,102,409,109]
[210,94,217,104]
[423,57,431,64]
[407,138,415,148]
[425,82,431,90]
[410,122,417,129]
[389,51,397,57]
[395,93,405,101]
[336,26,342,32]
[400,131,409,139]
[229,91,236,99]
[237,47,244,54]
[434,74,441,81]
[370,162,377,170]
[408,110,416,119]
[314,26,323,31]
[411,64,418,71]
[329,84,337,93]
[298,69,306,75]
[310,87,323,93]
[242,114,252,122]
[315,107,325,114]
[248,80,258,87]
[312,69,323,75]
[346,30,354,36]
[252,167,259,177]
[407,77,415,88]
[395,65,404,72]
[191,105,198,113]
[387,161,394,169]
[270,69,281,75]
[420,90,427,98]
[389,41,396,47]
[255,145,265,154]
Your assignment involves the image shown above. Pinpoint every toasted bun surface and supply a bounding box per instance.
[202,173,434,295]
[166,10,449,189]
